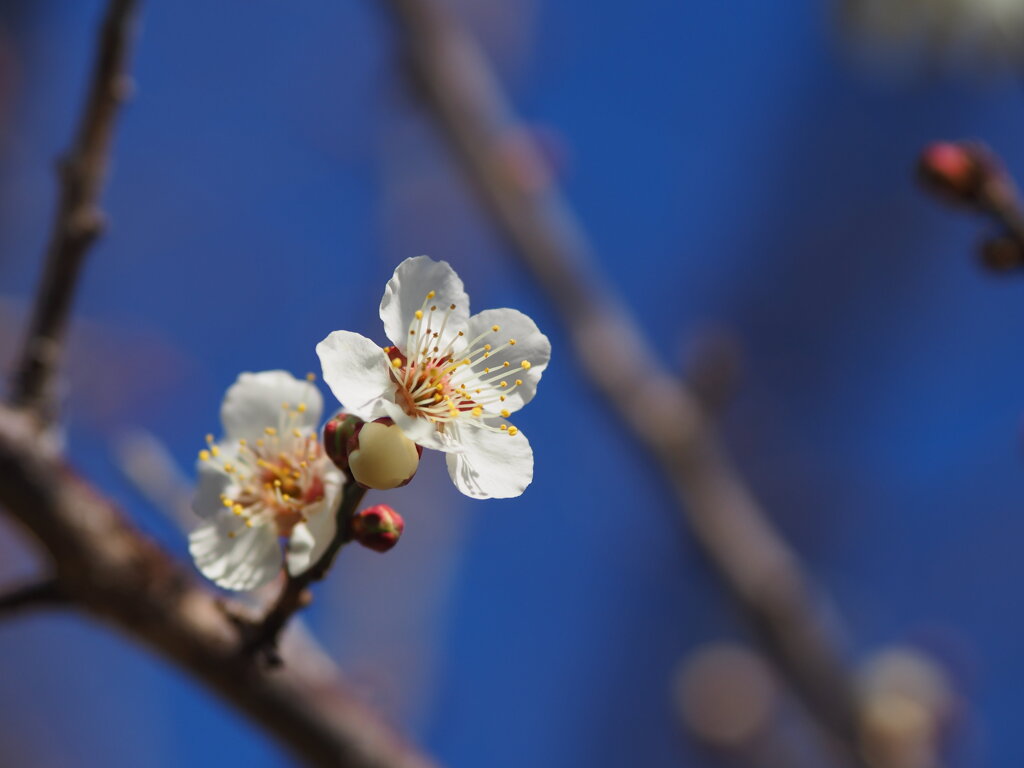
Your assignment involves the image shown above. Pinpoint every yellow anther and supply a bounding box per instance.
[391,358,403,368]
[264,427,277,436]
[415,310,424,320]
[500,424,508,431]
[281,493,291,501]
[491,325,500,332]
[515,379,523,386]
[238,438,247,447]
[199,449,211,461]
[503,361,510,368]
[297,402,307,413]
[426,290,436,299]
[274,479,282,487]
[205,433,214,443]
[210,445,221,457]
[299,461,308,468]
[472,406,483,417]
[293,429,302,438]
[500,409,510,418]
[521,361,532,370]
[306,372,316,381]
[508,427,519,436]
[433,394,442,402]
[245,519,254,528]
[223,464,235,473]
[484,344,492,351]
[222,498,233,507]
[256,439,265,447]
[484,367,491,374]
[500,381,508,388]
[462,358,471,365]
[509,339,517,346]
[233,504,244,516]
[484,352,490,358]
[500,395,506,402]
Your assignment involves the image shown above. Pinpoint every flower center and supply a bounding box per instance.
[199,402,328,538]
[385,290,533,436]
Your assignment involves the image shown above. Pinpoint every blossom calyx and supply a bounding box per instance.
[350,504,405,552]
[323,413,423,490]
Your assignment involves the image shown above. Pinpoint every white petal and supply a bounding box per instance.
[317,330,393,421]
[285,464,345,575]
[380,256,471,351]
[445,421,534,499]
[465,308,550,414]
[380,399,459,452]
[188,512,283,591]
[191,456,238,518]
[221,370,323,443]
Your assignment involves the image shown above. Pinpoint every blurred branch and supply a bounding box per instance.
[378,0,866,764]
[0,405,434,768]
[9,0,139,422]
[0,578,65,618]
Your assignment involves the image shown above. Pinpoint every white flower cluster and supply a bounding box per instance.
[190,256,550,590]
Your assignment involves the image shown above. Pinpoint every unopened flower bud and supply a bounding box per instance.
[351,504,405,552]
[918,141,1008,209]
[979,235,1024,273]
[322,413,422,490]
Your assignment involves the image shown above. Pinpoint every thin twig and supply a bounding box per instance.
[377,1,866,764]
[9,0,139,421]
[0,578,65,618]
[242,484,368,663]
[0,405,434,768]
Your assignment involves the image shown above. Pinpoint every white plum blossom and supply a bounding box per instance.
[189,370,345,591]
[316,256,550,499]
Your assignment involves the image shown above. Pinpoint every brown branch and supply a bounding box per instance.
[377,1,866,764]
[242,484,368,664]
[0,405,435,768]
[9,0,139,421]
[0,578,66,618]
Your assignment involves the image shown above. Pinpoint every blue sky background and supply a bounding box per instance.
[1,1,1023,766]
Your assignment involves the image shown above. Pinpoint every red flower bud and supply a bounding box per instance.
[918,141,1009,209]
[351,504,405,552]
[322,413,423,490]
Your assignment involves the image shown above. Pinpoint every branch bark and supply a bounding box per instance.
[10,0,139,421]
[0,578,66,618]
[377,1,866,764]
[0,405,435,768]
[0,3,436,765]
